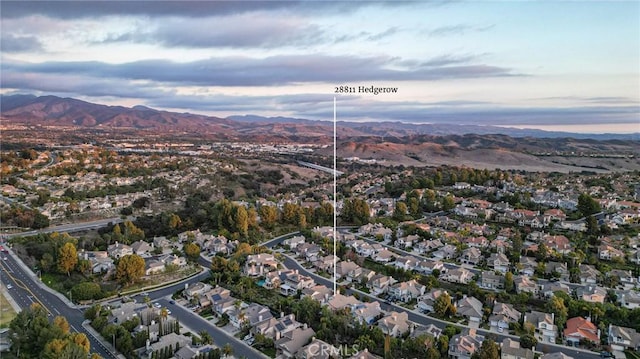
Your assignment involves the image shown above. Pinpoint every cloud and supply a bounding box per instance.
[1,33,43,52]
[2,55,515,88]
[428,24,495,37]
[0,1,406,19]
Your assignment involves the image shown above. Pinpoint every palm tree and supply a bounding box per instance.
[222,343,233,358]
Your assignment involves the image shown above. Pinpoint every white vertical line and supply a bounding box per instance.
[333,96,337,295]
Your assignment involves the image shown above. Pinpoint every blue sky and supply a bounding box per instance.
[1,1,638,133]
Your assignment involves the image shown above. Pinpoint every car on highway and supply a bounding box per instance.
[153,302,161,308]
[169,300,175,305]
[6,284,13,289]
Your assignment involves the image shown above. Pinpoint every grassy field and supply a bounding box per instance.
[0,290,18,327]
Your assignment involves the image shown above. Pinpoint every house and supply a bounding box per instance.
[543,235,572,255]
[456,296,484,327]
[524,311,557,343]
[564,317,599,347]
[314,255,337,272]
[488,253,510,273]
[301,285,333,304]
[244,254,278,277]
[608,325,640,352]
[144,333,190,359]
[283,235,305,249]
[107,241,133,259]
[184,282,211,300]
[501,338,534,359]
[295,243,323,262]
[244,303,274,327]
[618,290,640,309]
[208,287,236,315]
[388,280,426,302]
[579,265,601,285]
[393,256,419,271]
[442,268,473,284]
[367,274,397,295]
[336,261,361,280]
[519,257,538,277]
[432,244,458,260]
[539,281,570,299]
[464,236,489,249]
[131,240,154,256]
[378,311,410,338]
[575,286,606,304]
[275,325,315,358]
[598,244,625,261]
[490,302,521,333]
[253,313,302,340]
[608,269,636,288]
[280,270,315,296]
[326,293,361,312]
[351,301,384,325]
[448,329,484,359]
[145,259,165,275]
[417,289,451,313]
[352,268,376,284]
[395,234,420,249]
[545,262,569,282]
[411,324,442,340]
[373,249,395,263]
[460,247,483,266]
[415,259,445,275]
[296,338,339,359]
[481,272,505,290]
[349,349,382,359]
[514,276,538,295]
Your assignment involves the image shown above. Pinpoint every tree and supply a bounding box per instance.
[235,206,249,236]
[58,242,78,276]
[520,334,537,349]
[71,282,102,301]
[547,296,568,329]
[53,316,70,334]
[393,202,408,221]
[442,195,455,211]
[504,271,514,293]
[578,193,601,217]
[471,338,499,359]
[259,205,278,229]
[183,242,201,261]
[115,254,146,285]
[433,292,455,318]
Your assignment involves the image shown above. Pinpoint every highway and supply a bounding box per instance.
[4,217,125,239]
[0,250,116,358]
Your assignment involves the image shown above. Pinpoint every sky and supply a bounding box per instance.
[1,1,639,134]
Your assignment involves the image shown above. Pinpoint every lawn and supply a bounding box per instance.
[0,291,18,327]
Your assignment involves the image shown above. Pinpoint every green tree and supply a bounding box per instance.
[235,206,249,236]
[442,195,455,211]
[259,205,278,229]
[115,254,146,285]
[57,242,78,276]
[433,292,454,318]
[578,193,601,217]
[520,334,537,349]
[183,242,201,261]
[547,296,568,329]
[504,271,514,293]
[471,338,499,359]
[71,282,102,301]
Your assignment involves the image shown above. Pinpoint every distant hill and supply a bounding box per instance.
[3,94,638,172]
[2,94,637,141]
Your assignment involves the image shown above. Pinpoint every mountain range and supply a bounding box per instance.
[2,94,638,141]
